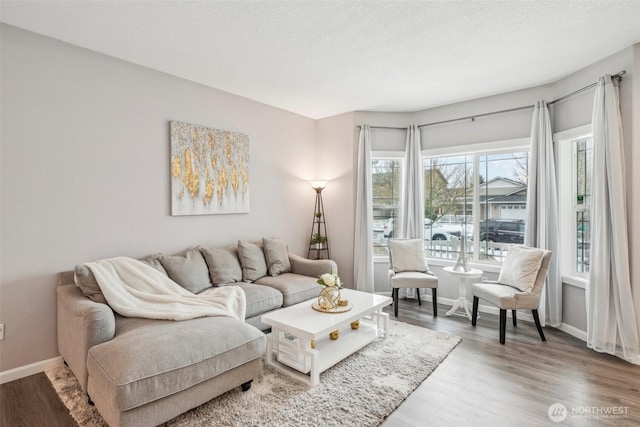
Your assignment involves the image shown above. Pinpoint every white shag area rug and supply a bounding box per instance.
[46,320,460,427]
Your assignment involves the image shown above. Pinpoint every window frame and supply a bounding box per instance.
[422,137,530,268]
[554,125,592,288]
[371,151,404,258]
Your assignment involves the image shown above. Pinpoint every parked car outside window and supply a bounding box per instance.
[478,219,525,244]
[383,218,459,241]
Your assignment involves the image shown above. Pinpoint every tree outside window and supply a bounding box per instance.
[575,138,592,273]
[423,156,472,258]
[371,158,402,254]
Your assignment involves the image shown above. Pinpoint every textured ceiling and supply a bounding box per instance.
[2,1,640,119]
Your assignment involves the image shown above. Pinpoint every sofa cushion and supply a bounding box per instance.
[231,283,283,318]
[200,246,243,285]
[87,316,265,412]
[237,240,268,282]
[160,248,212,294]
[255,273,319,307]
[262,237,291,276]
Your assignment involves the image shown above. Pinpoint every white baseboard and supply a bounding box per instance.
[0,356,64,384]
[558,323,587,342]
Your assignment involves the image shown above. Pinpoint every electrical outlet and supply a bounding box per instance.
[0,323,4,340]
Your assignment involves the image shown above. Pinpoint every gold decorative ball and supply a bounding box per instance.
[350,320,360,330]
[329,330,340,340]
[310,340,316,349]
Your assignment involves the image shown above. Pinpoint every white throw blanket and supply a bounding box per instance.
[85,257,246,321]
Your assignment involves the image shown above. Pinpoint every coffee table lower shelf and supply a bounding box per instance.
[265,313,388,387]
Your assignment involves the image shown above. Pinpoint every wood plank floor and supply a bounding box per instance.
[382,300,640,427]
[0,370,75,427]
[1,300,639,426]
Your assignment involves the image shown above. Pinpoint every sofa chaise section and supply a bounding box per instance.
[87,316,264,427]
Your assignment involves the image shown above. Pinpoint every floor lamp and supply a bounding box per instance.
[308,180,330,259]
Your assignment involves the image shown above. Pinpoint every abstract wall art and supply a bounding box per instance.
[170,121,250,215]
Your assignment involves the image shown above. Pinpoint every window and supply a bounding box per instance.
[556,126,592,280]
[371,157,402,255]
[370,140,528,265]
[423,146,529,264]
[575,138,592,273]
[423,155,473,259]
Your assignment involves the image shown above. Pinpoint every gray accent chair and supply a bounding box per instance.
[471,248,552,344]
[387,239,438,317]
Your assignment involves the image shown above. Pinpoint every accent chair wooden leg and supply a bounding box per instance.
[241,380,253,392]
[532,309,546,341]
[432,288,437,317]
[416,288,422,305]
[499,309,506,344]
[512,310,517,327]
[471,296,479,326]
[393,288,399,317]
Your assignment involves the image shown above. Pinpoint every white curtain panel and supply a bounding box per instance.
[354,125,375,293]
[398,125,425,240]
[524,101,561,327]
[586,75,640,364]
[398,125,425,300]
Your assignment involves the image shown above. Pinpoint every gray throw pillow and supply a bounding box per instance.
[237,240,268,282]
[74,265,108,304]
[262,237,291,276]
[201,246,243,285]
[138,253,168,275]
[160,248,212,294]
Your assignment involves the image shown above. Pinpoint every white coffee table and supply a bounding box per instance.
[261,288,391,386]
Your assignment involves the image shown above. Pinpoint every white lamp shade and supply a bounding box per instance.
[309,180,328,190]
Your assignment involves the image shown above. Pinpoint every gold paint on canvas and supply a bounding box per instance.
[170,121,250,215]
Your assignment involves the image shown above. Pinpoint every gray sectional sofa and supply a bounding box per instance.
[56,238,336,427]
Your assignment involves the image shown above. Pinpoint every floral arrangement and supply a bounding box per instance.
[317,271,342,288]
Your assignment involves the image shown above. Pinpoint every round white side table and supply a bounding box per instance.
[443,266,483,320]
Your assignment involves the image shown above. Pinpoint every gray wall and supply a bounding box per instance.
[415,85,553,148]
[0,25,318,372]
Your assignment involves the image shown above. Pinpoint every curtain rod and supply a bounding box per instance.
[356,70,625,130]
[547,69,625,105]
